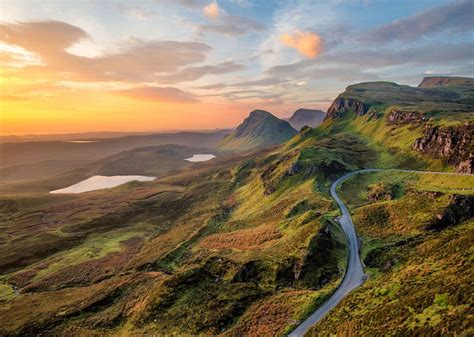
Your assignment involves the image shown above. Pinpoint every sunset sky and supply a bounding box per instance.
[1,0,473,135]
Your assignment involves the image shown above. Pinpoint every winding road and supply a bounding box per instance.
[288,168,473,337]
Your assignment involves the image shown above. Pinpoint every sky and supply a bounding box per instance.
[0,0,473,135]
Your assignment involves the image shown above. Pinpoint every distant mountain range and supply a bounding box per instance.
[218,109,298,152]
[285,108,326,130]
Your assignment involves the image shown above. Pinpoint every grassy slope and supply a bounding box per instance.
[0,132,372,336]
[308,171,474,336]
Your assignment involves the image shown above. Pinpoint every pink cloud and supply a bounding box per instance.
[203,2,219,19]
[280,30,324,59]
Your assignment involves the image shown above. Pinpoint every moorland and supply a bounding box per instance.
[0,77,472,336]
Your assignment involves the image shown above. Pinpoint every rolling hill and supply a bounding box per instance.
[218,109,297,152]
[0,130,230,190]
[0,130,230,169]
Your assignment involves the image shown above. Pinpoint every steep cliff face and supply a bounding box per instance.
[412,122,473,171]
[325,97,369,120]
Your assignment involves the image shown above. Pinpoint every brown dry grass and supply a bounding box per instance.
[223,290,317,336]
[199,224,281,250]
[21,236,144,292]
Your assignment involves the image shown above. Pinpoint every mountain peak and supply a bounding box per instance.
[218,110,297,152]
[247,109,276,121]
[286,108,326,130]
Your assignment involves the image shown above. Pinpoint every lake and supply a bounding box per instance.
[185,154,216,162]
[50,175,156,194]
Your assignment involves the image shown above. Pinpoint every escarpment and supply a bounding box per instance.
[325,98,369,119]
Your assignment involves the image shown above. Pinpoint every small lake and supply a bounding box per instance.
[50,175,156,194]
[185,154,216,162]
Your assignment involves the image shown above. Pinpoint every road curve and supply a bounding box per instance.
[288,168,473,337]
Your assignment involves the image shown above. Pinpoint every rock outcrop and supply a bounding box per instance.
[325,98,369,120]
[428,194,474,231]
[457,157,473,174]
[386,110,428,125]
[412,122,473,170]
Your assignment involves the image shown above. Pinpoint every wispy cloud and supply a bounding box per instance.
[361,0,474,44]
[120,7,156,21]
[158,60,245,83]
[155,0,206,9]
[117,86,197,103]
[196,13,265,36]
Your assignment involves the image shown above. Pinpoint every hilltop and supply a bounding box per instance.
[218,109,297,152]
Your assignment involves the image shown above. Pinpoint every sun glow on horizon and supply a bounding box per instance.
[1,0,472,135]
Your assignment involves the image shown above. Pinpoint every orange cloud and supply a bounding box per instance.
[280,30,323,59]
[203,2,219,19]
